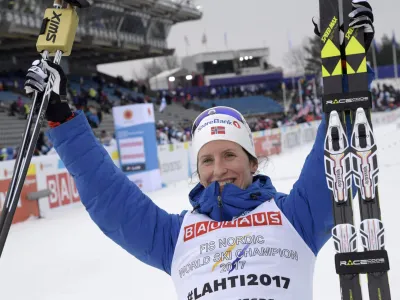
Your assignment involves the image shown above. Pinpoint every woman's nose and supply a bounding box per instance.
[212,160,228,178]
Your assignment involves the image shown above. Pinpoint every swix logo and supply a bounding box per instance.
[326,97,369,105]
[184,212,282,242]
[46,11,62,43]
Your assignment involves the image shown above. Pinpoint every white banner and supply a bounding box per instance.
[372,109,400,125]
[281,125,302,151]
[158,143,190,185]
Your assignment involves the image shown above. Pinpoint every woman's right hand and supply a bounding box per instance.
[24,58,73,123]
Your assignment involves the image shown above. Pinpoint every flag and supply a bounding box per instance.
[392,31,399,78]
[373,39,381,53]
[372,39,379,79]
[287,32,293,50]
[184,35,190,47]
[159,97,167,113]
[392,31,399,50]
[201,32,207,45]
[211,126,225,135]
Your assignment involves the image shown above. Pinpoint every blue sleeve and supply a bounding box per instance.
[274,118,333,256]
[47,111,184,274]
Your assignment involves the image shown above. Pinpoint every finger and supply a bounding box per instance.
[349,6,372,18]
[24,79,45,93]
[352,0,372,10]
[24,86,35,95]
[350,23,374,34]
[349,16,373,28]
[27,65,47,80]
[349,7,373,22]
[25,71,46,91]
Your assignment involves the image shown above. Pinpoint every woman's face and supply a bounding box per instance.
[197,140,258,193]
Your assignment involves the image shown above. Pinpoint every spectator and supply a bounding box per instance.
[84,106,100,128]
[8,101,19,116]
[99,130,113,146]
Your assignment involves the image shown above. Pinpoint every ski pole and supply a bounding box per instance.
[0,0,90,259]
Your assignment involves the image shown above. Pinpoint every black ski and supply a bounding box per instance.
[341,0,392,299]
[319,0,363,299]
[319,0,391,300]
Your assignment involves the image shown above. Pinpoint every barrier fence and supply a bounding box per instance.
[1,108,399,225]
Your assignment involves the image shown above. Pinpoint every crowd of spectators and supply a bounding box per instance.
[2,73,400,154]
[371,83,400,111]
[67,75,153,129]
[0,72,155,129]
[155,120,191,145]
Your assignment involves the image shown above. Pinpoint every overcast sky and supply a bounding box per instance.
[98,0,400,80]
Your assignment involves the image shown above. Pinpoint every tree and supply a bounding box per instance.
[284,46,307,75]
[303,36,322,75]
[284,36,321,77]
[134,55,181,82]
[367,34,400,67]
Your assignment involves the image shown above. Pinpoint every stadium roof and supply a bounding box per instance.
[0,0,201,71]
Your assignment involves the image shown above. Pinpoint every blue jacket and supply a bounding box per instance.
[47,111,332,275]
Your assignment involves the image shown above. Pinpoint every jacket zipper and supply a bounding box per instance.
[217,195,223,220]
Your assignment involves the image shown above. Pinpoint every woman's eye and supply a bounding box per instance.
[202,158,212,164]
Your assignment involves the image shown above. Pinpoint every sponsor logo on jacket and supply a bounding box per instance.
[184,211,282,242]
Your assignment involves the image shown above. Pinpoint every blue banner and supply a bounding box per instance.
[112,104,161,192]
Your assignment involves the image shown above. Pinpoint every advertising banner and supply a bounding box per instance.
[34,156,80,217]
[0,160,39,223]
[158,143,190,185]
[281,125,301,151]
[253,128,282,157]
[112,104,162,192]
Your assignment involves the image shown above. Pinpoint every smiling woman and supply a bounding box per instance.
[197,140,257,192]
[192,106,258,192]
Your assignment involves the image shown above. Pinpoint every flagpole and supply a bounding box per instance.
[282,82,287,114]
[184,36,190,56]
[393,42,398,79]
[312,78,318,100]
[393,33,398,79]
[297,78,303,106]
[372,41,379,79]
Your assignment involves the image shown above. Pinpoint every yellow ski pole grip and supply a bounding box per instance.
[36,1,80,57]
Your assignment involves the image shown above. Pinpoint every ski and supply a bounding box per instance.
[319,0,391,299]
[319,1,363,298]
[341,0,392,298]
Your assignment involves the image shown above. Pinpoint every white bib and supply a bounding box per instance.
[171,199,316,300]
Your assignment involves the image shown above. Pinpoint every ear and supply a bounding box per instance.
[250,159,258,174]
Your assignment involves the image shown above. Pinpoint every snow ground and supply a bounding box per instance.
[0,123,399,300]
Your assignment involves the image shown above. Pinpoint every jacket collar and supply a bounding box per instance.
[189,175,277,221]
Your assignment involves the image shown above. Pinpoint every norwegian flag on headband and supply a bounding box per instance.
[211,126,225,135]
